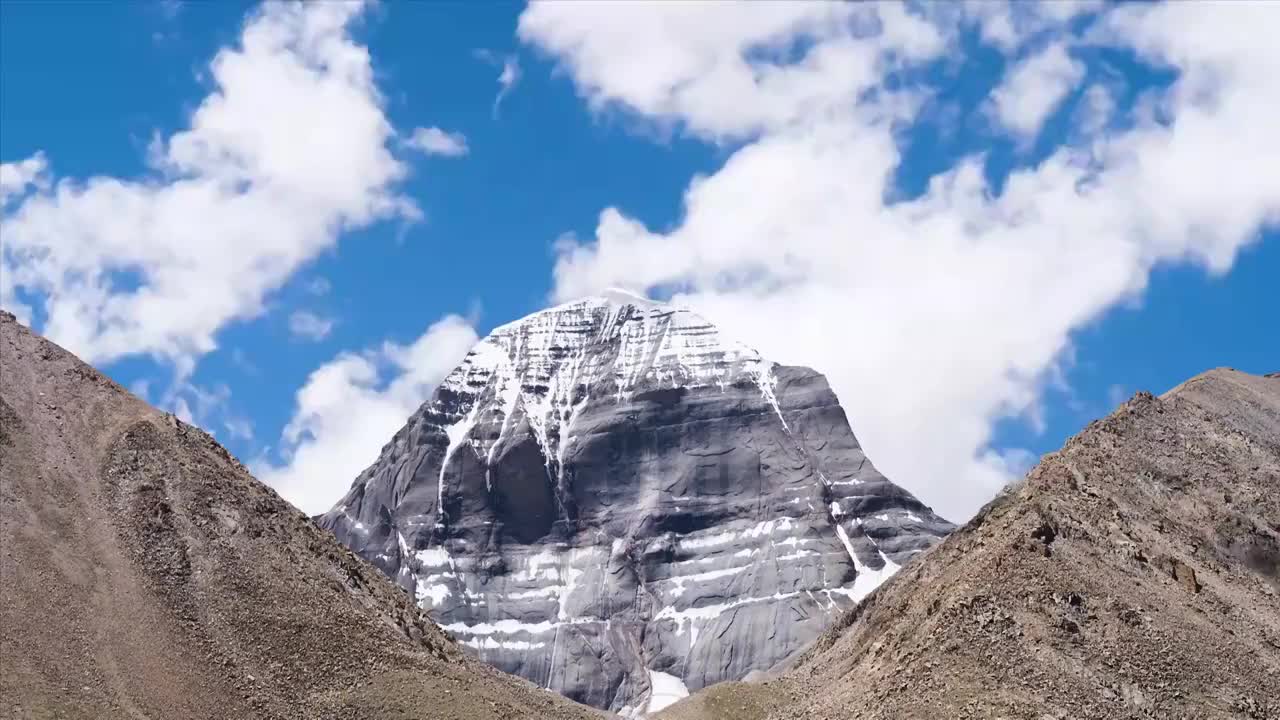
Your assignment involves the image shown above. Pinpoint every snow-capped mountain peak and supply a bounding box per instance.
[454,289,773,398]
[429,292,786,479]
[320,293,953,713]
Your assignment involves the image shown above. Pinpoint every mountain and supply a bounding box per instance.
[0,311,601,720]
[657,369,1280,720]
[318,289,953,714]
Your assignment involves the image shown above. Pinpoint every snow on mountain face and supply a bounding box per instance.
[318,290,954,714]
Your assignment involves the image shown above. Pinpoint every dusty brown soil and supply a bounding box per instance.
[0,311,602,719]
[661,368,1280,720]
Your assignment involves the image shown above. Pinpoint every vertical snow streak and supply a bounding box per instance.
[437,404,480,528]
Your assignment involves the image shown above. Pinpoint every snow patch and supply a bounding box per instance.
[750,362,790,432]
[646,670,689,713]
[506,586,562,600]
[442,619,557,636]
[666,565,746,598]
[678,517,796,551]
[833,521,903,603]
[463,637,546,651]
[415,581,450,606]
[437,405,480,525]
[414,547,451,567]
[513,548,562,582]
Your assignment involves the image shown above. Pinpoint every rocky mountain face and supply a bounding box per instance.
[0,311,600,720]
[318,290,953,714]
[658,369,1280,720]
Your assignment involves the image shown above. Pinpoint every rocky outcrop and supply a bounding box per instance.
[318,290,952,714]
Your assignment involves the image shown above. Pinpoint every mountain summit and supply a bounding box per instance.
[319,292,952,713]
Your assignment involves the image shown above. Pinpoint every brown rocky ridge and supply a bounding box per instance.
[659,368,1280,720]
[0,310,601,719]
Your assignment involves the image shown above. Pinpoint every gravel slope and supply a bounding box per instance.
[660,368,1280,720]
[0,311,601,720]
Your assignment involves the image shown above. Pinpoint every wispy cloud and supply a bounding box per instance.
[288,310,335,342]
[474,49,522,118]
[161,380,251,443]
[305,277,332,296]
[1106,384,1129,409]
[223,416,254,442]
[406,126,469,157]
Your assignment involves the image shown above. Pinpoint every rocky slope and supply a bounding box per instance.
[658,368,1280,720]
[318,290,952,714]
[0,311,601,720]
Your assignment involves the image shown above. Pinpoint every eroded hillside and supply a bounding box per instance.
[0,311,600,720]
[661,369,1280,720]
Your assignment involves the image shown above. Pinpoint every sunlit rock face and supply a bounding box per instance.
[319,289,953,714]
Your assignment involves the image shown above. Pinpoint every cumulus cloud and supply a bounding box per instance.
[256,315,479,515]
[523,1,1280,521]
[990,42,1086,139]
[288,309,335,341]
[0,152,48,205]
[0,1,414,373]
[406,126,469,157]
[520,1,941,142]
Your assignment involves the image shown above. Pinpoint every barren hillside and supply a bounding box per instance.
[0,311,600,720]
[660,368,1280,720]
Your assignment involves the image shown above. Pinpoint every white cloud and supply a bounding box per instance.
[990,42,1086,139]
[129,379,153,402]
[160,379,251,443]
[526,1,1280,521]
[962,0,1101,52]
[288,309,335,341]
[1076,83,1116,136]
[223,416,254,442]
[0,152,48,205]
[475,49,522,117]
[406,126,469,157]
[158,0,183,22]
[173,396,195,425]
[1106,383,1128,410]
[495,56,521,115]
[256,314,479,515]
[306,276,332,296]
[0,1,415,374]
[0,153,51,324]
[230,347,260,376]
[519,1,941,142]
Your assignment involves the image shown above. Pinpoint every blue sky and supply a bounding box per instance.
[2,1,1276,519]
